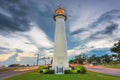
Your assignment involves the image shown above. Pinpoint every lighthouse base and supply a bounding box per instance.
[50,67,71,74]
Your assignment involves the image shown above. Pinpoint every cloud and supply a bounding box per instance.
[69,9,120,55]
[0,52,15,62]
[16,52,36,62]
[86,39,114,49]
[68,50,83,56]
[0,0,54,64]
[0,7,12,18]
[102,23,118,34]
[70,29,88,35]
[16,56,21,62]
[0,34,38,52]
[0,22,53,62]
[0,0,120,65]
[0,47,10,53]
[21,23,53,48]
[0,0,30,32]
[15,49,24,53]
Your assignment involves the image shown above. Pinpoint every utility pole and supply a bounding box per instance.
[36,54,39,66]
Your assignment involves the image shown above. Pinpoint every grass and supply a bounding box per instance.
[100,64,120,69]
[5,71,120,80]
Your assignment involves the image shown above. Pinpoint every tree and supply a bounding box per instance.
[110,40,120,62]
[88,54,96,63]
[111,54,118,63]
[95,56,101,63]
[101,54,111,64]
[69,59,75,63]
[74,53,87,64]
[110,40,120,54]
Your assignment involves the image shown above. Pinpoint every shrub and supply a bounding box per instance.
[40,70,43,73]
[39,69,48,74]
[65,70,71,74]
[74,66,87,74]
[77,70,80,73]
[37,66,49,73]
[38,66,49,69]
[65,70,77,74]
[44,70,54,74]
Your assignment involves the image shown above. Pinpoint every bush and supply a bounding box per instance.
[39,69,48,74]
[74,66,87,74]
[37,66,49,73]
[38,66,49,69]
[44,70,54,74]
[40,70,43,73]
[77,70,80,73]
[65,70,71,74]
[65,70,77,74]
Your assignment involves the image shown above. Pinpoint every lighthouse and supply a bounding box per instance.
[52,8,71,74]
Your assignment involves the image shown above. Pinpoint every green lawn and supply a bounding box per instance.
[5,71,120,80]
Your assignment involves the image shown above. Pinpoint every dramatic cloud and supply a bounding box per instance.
[0,0,30,32]
[70,9,120,54]
[21,23,53,48]
[0,22,53,63]
[0,0,120,65]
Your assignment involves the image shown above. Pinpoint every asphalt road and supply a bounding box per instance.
[1,66,120,80]
[85,66,120,76]
[0,66,38,80]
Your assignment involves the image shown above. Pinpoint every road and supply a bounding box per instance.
[0,66,38,80]
[85,65,120,76]
[1,66,120,80]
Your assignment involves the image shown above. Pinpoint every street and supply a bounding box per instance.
[0,66,38,80]
[85,65,120,76]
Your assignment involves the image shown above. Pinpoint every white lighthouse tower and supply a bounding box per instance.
[52,8,71,74]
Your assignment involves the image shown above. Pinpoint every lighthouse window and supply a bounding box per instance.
[56,9,65,15]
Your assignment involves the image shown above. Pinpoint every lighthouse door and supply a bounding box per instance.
[56,57,64,74]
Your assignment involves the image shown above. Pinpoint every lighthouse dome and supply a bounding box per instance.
[54,8,67,21]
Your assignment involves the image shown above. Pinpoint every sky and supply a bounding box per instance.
[0,0,120,66]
